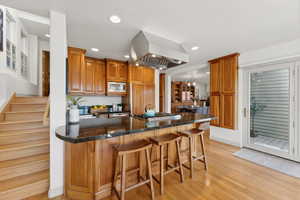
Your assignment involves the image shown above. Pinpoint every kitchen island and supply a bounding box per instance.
[56,113,214,200]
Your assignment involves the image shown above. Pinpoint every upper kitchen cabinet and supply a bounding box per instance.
[67,47,86,94]
[84,57,106,95]
[209,53,239,130]
[129,66,155,84]
[129,65,144,83]
[106,59,128,82]
[94,59,106,95]
[143,67,155,84]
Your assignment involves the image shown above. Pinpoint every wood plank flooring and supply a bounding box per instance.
[29,134,300,200]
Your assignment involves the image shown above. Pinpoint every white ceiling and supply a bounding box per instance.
[2,0,300,65]
[20,18,49,40]
[172,66,210,84]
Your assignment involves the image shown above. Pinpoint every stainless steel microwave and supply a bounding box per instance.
[107,82,126,93]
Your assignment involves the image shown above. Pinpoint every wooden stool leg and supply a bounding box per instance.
[146,148,155,200]
[188,137,194,178]
[166,143,169,170]
[120,154,127,200]
[199,133,208,171]
[160,145,164,195]
[175,140,184,183]
[138,151,142,182]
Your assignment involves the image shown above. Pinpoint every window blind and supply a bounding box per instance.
[250,68,290,140]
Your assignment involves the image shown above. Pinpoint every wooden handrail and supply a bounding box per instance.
[43,99,50,126]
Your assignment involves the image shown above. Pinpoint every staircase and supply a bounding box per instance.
[0,96,50,200]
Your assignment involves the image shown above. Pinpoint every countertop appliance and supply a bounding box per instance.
[107,82,126,93]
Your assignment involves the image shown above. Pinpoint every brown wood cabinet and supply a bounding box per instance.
[65,124,200,200]
[93,59,106,95]
[67,47,86,94]
[106,59,128,82]
[67,48,106,96]
[84,58,95,94]
[209,53,239,129]
[126,66,156,115]
[132,83,145,115]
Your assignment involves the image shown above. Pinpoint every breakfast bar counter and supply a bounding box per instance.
[56,113,214,200]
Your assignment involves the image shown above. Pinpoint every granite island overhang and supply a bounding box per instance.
[55,113,214,200]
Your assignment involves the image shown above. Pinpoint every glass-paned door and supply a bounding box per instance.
[245,64,295,159]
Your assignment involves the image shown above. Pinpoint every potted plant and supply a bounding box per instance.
[67,96,85,123]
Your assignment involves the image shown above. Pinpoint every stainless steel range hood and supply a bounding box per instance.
[130,31,189,70]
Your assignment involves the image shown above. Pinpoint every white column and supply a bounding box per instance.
[48,10,67,198]
[165,74,172,113]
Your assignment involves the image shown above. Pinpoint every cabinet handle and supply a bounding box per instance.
[243,108,247,118]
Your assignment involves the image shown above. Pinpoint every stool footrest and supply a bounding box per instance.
[125,179,151,192]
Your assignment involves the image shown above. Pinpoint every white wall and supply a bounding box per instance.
[49,10,67,198]
[0,6,49,108]
[75,96,121,106]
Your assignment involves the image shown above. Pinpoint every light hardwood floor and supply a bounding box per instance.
[29,134,300,200]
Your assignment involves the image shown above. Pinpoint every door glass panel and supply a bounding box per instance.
[250,68,290,152]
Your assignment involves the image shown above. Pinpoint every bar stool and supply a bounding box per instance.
[178,128,208,178]
[112,139,155,200]
[149,134,184,195]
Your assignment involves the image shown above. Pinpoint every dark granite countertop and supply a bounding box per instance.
[55,113,215,143]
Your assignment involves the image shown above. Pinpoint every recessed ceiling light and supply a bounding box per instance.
[191,46,199,51]
[151,54,156,58]
[124,55,130,59]
[91,48,99,52]
[109,15,121,24]
[45,34,50,38]
[135,63,139,66]
[206,72,210,74]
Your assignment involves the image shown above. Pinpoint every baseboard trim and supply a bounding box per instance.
[210,135,241,147]
[48,187,64,198]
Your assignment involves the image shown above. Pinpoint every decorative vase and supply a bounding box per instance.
[69,105,80,123]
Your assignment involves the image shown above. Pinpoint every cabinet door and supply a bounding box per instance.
[68,48,86,93]
[118,62,128,82]
[144,84,155,109]
[220,56,237,94]
[106,61,118,81]
[210,60,220,95]
[94,60,106,95]
[129,66,144,83]
[84,59,95,94]
[143,67,155,84]
[220,94,235,129]
[132,83,145,115]
[65,142,94,195]
[210,95,220,126]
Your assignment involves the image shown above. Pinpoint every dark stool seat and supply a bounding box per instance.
[178,128,208,178]
[112,139,155,200]
[149,133,184,195]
